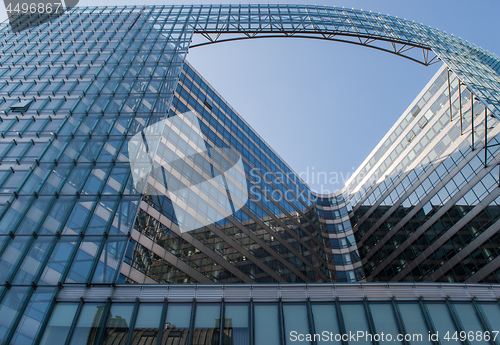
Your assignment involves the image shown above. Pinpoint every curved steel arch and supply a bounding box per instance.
[184,4,500,117]
[190,34,439,67]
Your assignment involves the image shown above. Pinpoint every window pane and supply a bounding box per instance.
[12,236,53,285]
[65,236,102,284]
[254,304,280,345]
[340,302,372,345]
[39,303,79,345]
[102,304,135,345]
[130,304,162,345]
[91,236,128,284]
[453,303,488,345]
[224,303,249,345]
[69,303,106,345]
[479,302,500,336]
[426,303,460,344]
[369,302,403,345]
[163,303,192,345]
[397,302,432,345]
[311,303,341,345]
[0,236,30,284]
[192,303,220,345]
[0,286,30,343]
[284,304,310,345]
[11,287,56,345]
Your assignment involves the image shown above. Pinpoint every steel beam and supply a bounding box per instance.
[472,89,475,150]
[447,69,453,122]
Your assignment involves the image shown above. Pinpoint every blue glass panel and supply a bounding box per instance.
[163,303,192,345]
[311,303,341,345]
[68,303,106,345]
[65,236,102,284]
[369,302,403,345]
[284,303,311,345]
[254,303,280,345]
[10,287,56,345]
[426,303,460,344]
[102,303,135,345]
[397,302,432,345]
[12,235,53,285]
[340,302,372,345]
[453,302,489,345]
[0,286,29,343]
[91,236,127,284]
[39,236,78,285]
[131,304,162,344]
[0,235,30,284]
[223,303,249,345]
[479,302,500,339]
[39,303,79,345]
[193,303,221,345]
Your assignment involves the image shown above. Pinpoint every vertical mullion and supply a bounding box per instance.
[93,297,112,345]
[485,107,488,167]
[471,299,499,345]
[64,298,85,345]
[250,299,254,345]
[306,299,317,345]
[418,298,440,345]
[391,298,410,345]
[362,298,379,345]
[156,297,168,345]
[278,298,285,345]
[471,89,475,150]
[125,298,140,345]
[219,299,225,345]
[335,297,348,345]
[445,298,470,345]
[459,82,463,135]
[447,69,453,122]
[187,299,196,345]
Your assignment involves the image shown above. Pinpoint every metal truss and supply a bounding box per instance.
[192,32,440,66]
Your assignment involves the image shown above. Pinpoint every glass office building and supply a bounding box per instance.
[0,4,499,344]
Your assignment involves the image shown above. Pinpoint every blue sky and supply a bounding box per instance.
[1,1,498,193]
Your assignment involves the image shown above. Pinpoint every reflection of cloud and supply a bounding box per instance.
[128,111,248,233]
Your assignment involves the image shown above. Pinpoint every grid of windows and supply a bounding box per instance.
[0,3,499,343]
[27,284,500,345]
[350,63,500,283]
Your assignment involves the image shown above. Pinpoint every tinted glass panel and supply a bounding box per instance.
[311,303,341,345]
[254,304,280,345]
[223,303,249,345]
[340,302,372,345]
[192,303,221,345]
[69,303,106,345]
[130,304,162,345]
[163,303,192,345]
[397,302,432,345]
[369,302,403,345]
[284,304,310,345]
[102,304,135,345]
[426,303,460,344]
[453,302,488,345]
[39,303,79,345]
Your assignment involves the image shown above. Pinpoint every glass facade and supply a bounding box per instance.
[348,64,500,284]
[32,283,500,345]
[0,3,499,344]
